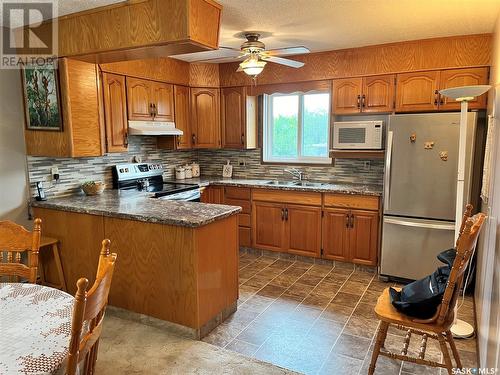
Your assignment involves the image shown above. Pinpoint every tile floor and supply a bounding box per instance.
[202,252,478,375]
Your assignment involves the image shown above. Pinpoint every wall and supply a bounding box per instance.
[475,15,500,370]
[27,139,383,198]
[0,68,30,227]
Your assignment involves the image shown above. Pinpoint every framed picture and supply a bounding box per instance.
[21,61,62,131]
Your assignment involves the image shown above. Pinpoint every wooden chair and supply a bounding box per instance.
[0,218,41,283]
[66,239,117,375]
[369,208,486,375]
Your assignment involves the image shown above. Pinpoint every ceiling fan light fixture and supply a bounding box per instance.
[239,58,266,77]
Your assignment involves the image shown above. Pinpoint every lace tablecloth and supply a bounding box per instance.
[0,283,74,375]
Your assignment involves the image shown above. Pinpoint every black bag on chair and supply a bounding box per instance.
[389,248,456,319]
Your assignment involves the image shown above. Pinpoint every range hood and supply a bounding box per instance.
[128,121,183,136]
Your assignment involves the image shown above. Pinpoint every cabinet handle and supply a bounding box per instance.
[153,103,157,117]
[281,208,285,221]
[345,214,350,228]
[357,95,361,109]
[123,131,128,146]
[434,90,439,106]
[284,208,289,221]
[362,94,366,108]
[192,134,196,145]
[149,103,154,116]
[439,96,444,105]
[350,214,355,228]
[241,133,245,145]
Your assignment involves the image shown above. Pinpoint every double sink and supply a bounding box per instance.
[263,180,327,187]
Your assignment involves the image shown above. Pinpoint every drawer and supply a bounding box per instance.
[252,189,321,206]
[239,227,251,247]
[224,186,251,200]
[224,198,251,214]
[238,213,251,227]
[324,193,379,211]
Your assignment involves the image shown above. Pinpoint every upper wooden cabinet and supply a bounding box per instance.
[395,71,440,112]
[221,86,257,149]
[173,85,191,149]
[396,67,489,112]
[191,87,221,148]
[25,58,104,157]
[102,73,128,153]
[332,75,395,114]
[126,77,174,122]
[439,68,489,110]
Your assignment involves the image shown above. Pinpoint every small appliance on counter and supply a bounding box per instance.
[113,163,201,201]
[332,120,383,150]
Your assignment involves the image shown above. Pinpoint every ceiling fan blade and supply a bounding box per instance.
[262,46,310,57]
[171,46,241,63]
[261,56,304,68]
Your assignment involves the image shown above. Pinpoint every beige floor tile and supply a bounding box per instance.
[332,333,371,360]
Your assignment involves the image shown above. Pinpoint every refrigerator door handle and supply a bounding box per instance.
[384,217,455,231]
[384,130,394,211]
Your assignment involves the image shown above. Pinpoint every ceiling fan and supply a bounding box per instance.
[189,32,310,78]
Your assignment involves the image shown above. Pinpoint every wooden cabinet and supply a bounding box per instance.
[396,67,489,112]
[439,68,489,110]
[395,71,440,112]
[253,201,286,252]
[24,58,104,157]
[224,187,253,248]
[221,87,257,149]
[126,77,174,122]
[332,78,362,114]
[173,85,191,149]
[323,194,380,266]
[200,186,224,203]
[286,204,322,257]
[332,75,395,114]
[191,87,221,148]
[102,73,128,152]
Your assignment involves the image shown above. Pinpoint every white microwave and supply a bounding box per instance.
[332,120,383,150]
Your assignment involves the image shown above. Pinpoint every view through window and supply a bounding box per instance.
[263,92,330,163]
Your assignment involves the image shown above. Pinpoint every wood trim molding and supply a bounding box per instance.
[247,80,331,96]
[219,34,492,87]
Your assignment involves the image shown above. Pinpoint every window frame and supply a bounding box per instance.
[262,91,332,165]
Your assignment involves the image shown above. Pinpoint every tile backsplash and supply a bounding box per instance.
[27,136,384,198]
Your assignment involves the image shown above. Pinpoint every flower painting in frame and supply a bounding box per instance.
[22,61,62,131]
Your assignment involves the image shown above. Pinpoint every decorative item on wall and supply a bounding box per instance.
[222,160,233,178]
[22,62,62,131]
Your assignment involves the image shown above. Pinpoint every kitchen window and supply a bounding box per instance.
[263,92,331,164]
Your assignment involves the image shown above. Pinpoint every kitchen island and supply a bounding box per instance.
[32,190,241,339]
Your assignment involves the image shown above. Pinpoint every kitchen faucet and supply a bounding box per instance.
[284,168,306,181]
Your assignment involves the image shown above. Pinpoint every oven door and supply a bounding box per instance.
[157,189,201,202]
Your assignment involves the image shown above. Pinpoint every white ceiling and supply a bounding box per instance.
[175,0,500,62]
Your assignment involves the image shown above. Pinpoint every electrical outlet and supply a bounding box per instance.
[363,161,371,171]
[51,167,60,181]
[237,158,246,166]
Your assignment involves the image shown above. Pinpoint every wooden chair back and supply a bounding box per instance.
[66,239,117,375]
[0,218,41,283]
[436,212,486,326]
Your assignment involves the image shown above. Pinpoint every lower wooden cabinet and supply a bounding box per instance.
[253,201,285,251]
[200,186,224,203]
[322,207,379,266]
[286,204,322,257]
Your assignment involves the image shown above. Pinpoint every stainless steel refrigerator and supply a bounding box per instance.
[380,112,477,280]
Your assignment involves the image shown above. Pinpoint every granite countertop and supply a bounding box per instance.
[31,190,241,228]
[180,177,383,196]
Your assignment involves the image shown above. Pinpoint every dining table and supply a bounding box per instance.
[0,283,74,375]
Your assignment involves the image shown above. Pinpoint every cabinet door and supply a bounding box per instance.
[439,68,489,110]
[252,201,285,251]
[126,77,153,120]
[152,82,174,122]
[395,71,440,112]
[362,75,395,113]
[286,204,321,257]
[348,209,379,266]
[191,88,221,148]
[173,85,191,149]
[211,186,224,204]
[221,87,245,149]
[322,208,350,262]
[332,78,362,114]
[102,73,128,153]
